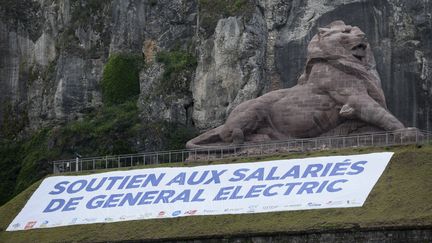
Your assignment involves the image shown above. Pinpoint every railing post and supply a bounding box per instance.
[415,130,418,144]
[143,155,146,165]
[93,159,95,170]
[386,132,389,145]
[105,156,108,169]
[182,151,184,162]
[221,148,223,159]
[357,135,359,147]
[76,157,79,172]
[118,157,120,168]
[371,134,374,146]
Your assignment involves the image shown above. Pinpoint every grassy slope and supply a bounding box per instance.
[0,145,431,243]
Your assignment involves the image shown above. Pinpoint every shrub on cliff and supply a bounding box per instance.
[156,50,197,94]
[101,53,143,105]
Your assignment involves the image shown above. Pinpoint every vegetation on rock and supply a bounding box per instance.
[156,50,197,95]
[101,53,143,105]
[0,99,197,206]
[0,129,53,205]
[0,102,28,140]
[56,0,111,57]
[0,0,42,41]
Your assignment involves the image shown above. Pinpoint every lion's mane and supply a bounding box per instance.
[298,21,386,108]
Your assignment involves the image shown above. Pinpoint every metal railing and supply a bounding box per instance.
[52,129,432,174]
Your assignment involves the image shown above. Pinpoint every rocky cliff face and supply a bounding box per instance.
[1,0,431,138]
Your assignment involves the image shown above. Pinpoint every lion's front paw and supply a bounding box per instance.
[394,127,423,141]
[232,128,245,145]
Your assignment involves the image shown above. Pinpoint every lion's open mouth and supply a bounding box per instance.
[352,43,367,61]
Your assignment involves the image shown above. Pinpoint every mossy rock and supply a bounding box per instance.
[156,50,197,95]
[101,53,143,105]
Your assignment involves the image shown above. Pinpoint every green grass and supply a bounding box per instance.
[1,144,431,242]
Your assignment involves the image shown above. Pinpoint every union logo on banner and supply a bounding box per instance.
[24,221,37,230]
[184,210,197,215]
[158,211,166,217]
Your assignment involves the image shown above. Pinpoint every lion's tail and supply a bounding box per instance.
[185,125,224,149]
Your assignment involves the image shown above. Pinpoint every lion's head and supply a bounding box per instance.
[298,20,386,107]
[307,20,375,65]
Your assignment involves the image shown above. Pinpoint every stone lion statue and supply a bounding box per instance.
[186,21,416,149]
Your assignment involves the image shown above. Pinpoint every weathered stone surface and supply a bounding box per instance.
[137,0,197,125]
[159,228,432,243]
[192,11,267,130]
[0,0,107,131]
[53,55,103,121]
[186,21,415,148]
[138,60,193,126]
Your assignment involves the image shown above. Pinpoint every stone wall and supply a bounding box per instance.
[136,228,432,243]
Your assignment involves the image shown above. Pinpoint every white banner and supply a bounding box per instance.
[7,152,393,231]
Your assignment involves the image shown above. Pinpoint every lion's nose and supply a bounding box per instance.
[352,27,366,37]
[355,31,366,39]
